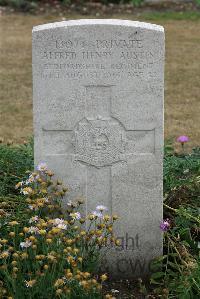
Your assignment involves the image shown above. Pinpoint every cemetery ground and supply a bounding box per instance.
[0,11,200,299]
[0,13,200,151]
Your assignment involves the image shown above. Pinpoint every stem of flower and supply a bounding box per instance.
[163,203,200,224]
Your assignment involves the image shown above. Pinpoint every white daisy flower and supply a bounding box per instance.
[57,223,67,230]
[25,174,35,185]
[20,240,32,249]
[28,226,39,234]
[53,218,65,226]
[96,205,108,212]
[70,212,81,220]
[29,216,39,223]
[91,211,103,218]
[21,187,32,195]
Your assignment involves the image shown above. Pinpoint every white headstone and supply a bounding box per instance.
[32,19,165,278]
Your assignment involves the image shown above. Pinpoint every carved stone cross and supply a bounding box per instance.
[43,85,155,212]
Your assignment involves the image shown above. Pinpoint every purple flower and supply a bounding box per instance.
[177,135,189,144]
[36,162,48,172]
[160,219,170,232]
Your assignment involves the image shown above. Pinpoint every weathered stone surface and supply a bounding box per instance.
[32,19,165,278]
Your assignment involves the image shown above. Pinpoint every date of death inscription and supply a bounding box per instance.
[36,38,160,79]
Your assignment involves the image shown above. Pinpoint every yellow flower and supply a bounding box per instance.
[9,232,15,237]
[47,254,56,262]
[75,274,81,280]
[112,214,119,221]
[41,222,47,228]
[83,272,90,279]
[46,238,53,244]
[25,279,36,288]
[77,257,83,263]
[39,229,46,235]
[41,189,47,194]
[95,230,103,236]
[91,278,97,285]
[0,251,9,259]
[12,267,18,273]
[35,255,41,260]
[29,236,36,242]
[80,280,88,288]
[115,239,121,246]
[88,214,95,221]
[47,170,54,177]
[54,278,64,288]
[100,274,108,282]
[79,218,85,224]
[44,264,49,270]
[9,221,19,226]
[107,226,113,233]
[73,248,79,254]
[21,253,28,259]
[56,289,63,295]
[66,239,73,245]
[0,239,8,244]
[15,181,22,189]
[103,215,110,222]
[22,187,33,195]
[23,227,29,233]
[65,272,73,279]
[80,231,86,236]
[11,260,18,266]
[51,227,61,235]
[12,253,19,259]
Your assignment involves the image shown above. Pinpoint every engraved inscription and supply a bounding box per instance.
[37,34,158,79]
[55,39,143,49]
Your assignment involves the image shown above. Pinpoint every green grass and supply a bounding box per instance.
[143,11,200,21]
[0,139,33,196]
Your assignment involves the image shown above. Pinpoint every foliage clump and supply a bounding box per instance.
[0,140,199,298]
[0,140,33,197]
[149,143,200,298]
[0,163,118,298]
[0,0,145,11]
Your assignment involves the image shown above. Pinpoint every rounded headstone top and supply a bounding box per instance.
[32,19,164,33]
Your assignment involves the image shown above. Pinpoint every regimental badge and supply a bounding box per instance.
[73,117,127,168]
